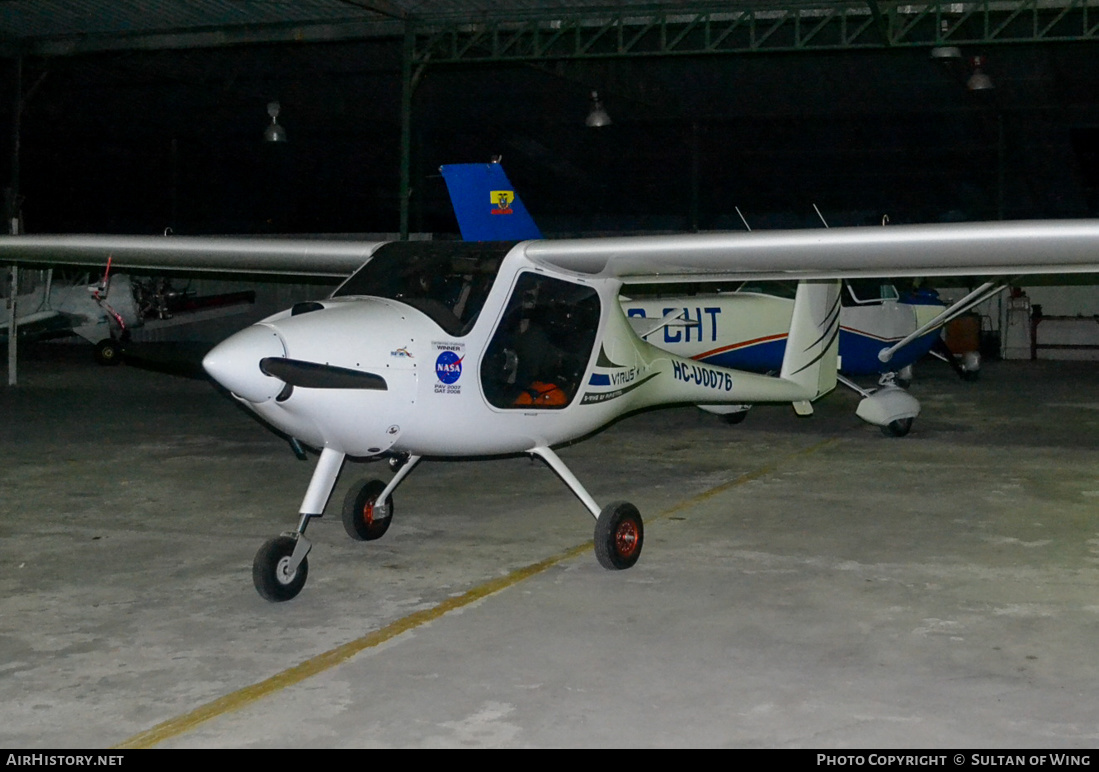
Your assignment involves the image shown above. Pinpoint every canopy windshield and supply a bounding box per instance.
[332,241,514,336]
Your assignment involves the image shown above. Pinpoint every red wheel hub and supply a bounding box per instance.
[361,498,376,526]
[615,520,639,557]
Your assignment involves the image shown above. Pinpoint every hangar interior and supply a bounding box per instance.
[2,1,1099,750]
[1,0,1098,355]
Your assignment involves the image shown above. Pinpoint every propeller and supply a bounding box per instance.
[260,357,388,390]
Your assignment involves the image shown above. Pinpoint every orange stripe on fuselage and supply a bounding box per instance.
[692,333,788,361]
[839,325,902,343]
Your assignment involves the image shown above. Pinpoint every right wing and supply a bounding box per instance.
[522,220,1099,283]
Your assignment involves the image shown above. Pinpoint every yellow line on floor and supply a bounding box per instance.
[114,435,842,749]
[655,436,842,520]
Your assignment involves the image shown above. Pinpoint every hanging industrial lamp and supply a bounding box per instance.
[585,90,612,128]
[264,101,288,142]
[967,57,994,91]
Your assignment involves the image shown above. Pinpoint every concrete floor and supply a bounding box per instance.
[2,345,1099,749]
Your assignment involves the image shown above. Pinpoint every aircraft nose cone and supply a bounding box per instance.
[203,324,286,403]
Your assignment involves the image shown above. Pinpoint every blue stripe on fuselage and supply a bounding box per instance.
[694,329,940,376]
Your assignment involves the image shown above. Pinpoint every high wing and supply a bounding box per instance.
[522,220,1099,283]
[0,235,383,278]
[2,219,1099,283]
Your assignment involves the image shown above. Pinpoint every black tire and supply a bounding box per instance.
[594,501,644,570]
[896,365,914,390]
[881,417,913,438]
[94,338,122,366]
[342,479,393,541]
[253,535,308,602]
[721,410,748,425]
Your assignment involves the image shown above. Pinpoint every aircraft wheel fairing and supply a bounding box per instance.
[594,501,644,570]
[343,479,393,541]
[253,535,309,602]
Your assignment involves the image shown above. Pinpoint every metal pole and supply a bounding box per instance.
[997,111,1005,221]
[6,266,15,386]
[7,56,22,386]
[689,121,700,232]
[398,23,413,240]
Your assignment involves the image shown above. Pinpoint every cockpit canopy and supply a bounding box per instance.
[332,240,515,336]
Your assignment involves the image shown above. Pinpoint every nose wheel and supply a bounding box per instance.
[253,534,310,602]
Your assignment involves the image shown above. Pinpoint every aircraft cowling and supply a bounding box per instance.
[203,323,287,403]
[204,298,421,456]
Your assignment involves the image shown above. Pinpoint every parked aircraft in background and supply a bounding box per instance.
[1,262,255,364]
[2,218,1097,600]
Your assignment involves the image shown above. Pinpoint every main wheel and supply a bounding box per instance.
[94,338,122,366]
[881,417,913,437]
[253,535,308,602]
[342,479,393,541]
[594,501,644,570]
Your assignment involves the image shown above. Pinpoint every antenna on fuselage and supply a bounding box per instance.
[734,206,752,232]
[812,203,829,228]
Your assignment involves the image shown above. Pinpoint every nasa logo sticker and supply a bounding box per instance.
[435,351,462,383]
[433,342,464,394]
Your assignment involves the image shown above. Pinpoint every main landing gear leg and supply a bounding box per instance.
[253,446,346,602]
[530,446,644,571]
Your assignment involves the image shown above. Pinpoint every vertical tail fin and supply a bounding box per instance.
[780,280,841,403]
[440,162,543,242]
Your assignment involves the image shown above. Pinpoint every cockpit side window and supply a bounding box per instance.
[481,272,601,410]
[332,241,513,336]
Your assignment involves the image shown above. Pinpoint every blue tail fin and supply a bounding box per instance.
[441,162,542,242]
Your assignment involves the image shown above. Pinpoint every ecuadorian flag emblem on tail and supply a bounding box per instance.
[490,190,514,215]
[440,163,543,241]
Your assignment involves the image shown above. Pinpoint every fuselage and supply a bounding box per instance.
[202,241,834,460]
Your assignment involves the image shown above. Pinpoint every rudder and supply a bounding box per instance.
[779,280,841,402]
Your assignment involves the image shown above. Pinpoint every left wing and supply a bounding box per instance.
[0,235,384,278]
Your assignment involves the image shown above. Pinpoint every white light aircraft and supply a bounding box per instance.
[3,221,1098,601]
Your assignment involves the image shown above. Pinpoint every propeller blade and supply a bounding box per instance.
[260,357,388,390]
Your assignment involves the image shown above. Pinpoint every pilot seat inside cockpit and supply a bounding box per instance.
[480,272,600,409]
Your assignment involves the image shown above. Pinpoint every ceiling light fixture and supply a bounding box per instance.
[264,101,288,143]
[585,90,611,128]
[967,56,994,91]
[930,19,961,60]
